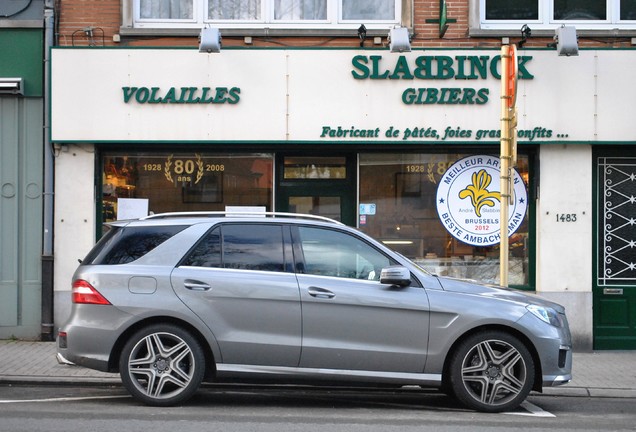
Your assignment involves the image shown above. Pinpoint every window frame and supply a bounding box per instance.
[471,0,636,35]
[292,225,397,281]
[181,223,290,273]
[124,0,406,32]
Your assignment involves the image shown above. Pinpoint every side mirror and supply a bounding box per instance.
[380,266,411,287]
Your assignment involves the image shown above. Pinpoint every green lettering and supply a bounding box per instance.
[148,87,162,103]
[227,87,240,104]
[370,55,389,79]
[178,87,189,103]
[447,88,461,104]
[200,87,214,103]
[135,87,150,103]
[351,55,370,79]
[460,88,476,104]
[476,88,489,104]
[469,56,489,79]
[122,87,138,103]
[390,56,414,79]
[162,87,177,104]
[518,56,534,79]
[402,88,416,104]
[436,56,455,79]
[424,88,439,104]
[490,55,501,79]
[186,87,201,103]
[414,56,433,79]
[213,87,228,103]
[455,56,468,79]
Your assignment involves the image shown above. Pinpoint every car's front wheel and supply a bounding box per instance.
[119,324,205,406]
[448,330,535,413]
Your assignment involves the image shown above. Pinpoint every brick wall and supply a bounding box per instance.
[57,0,121,46]
[54,0,630,49]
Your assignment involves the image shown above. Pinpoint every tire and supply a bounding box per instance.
[448,330,535,413]
[119,324,206,406]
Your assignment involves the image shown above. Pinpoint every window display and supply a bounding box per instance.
[359,153,531,287]
[101,152,273,222]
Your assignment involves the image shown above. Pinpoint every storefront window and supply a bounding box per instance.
[101,152,273,222]
[284,156,346,179]
[359,153,531,287]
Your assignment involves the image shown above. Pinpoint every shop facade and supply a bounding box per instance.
[50,47,636,350]
[0,1,46,340]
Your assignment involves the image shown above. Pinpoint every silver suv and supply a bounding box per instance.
[57,212,572,412]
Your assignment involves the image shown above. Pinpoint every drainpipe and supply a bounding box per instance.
[41,1,55,341]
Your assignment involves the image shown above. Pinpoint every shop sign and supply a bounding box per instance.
[351,54,533,106]
[122,86,241,104]
[319,125,555,142]
[436,155,527,246]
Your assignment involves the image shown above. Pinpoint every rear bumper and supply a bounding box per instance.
[57,304,133,373]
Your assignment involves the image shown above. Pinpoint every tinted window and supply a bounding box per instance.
[183,224,285,272]
[83,225,187,265]
[182,227,221,268]
[297,227,393,280]
[554,0,606,20]
[485,0,538,20]
[223,225,285,272]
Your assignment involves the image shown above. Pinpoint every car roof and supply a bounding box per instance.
[107,211,345,228]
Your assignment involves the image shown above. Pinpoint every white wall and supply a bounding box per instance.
[53,144,96,329]
[537,145,593,350]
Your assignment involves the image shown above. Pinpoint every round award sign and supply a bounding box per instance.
[436,155,528,247]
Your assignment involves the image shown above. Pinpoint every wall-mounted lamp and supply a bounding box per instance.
[517,24,531,48]
[552,25,578,56]
[389,27,411,53]
[358,24,367,47]
[0,77,23,95]
[199,27,222,53]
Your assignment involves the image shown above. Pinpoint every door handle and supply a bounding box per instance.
[308,286,336,299]
[183,280,211,291]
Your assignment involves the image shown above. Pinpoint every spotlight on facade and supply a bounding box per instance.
[554,25,578,56]
[389,27,411,53]
[199,27,221,53]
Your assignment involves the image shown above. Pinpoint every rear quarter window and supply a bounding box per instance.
[83,225,187,265]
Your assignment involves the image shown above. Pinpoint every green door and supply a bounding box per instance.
[593,152,636,349]
[275,154,356,226]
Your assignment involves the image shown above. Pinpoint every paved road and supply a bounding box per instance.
[1,384,635,432]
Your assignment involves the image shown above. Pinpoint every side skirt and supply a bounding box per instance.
[215,364,442,387]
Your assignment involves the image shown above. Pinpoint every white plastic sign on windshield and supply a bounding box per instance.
[117,198,149,220]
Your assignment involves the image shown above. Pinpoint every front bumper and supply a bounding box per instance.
[516,311,573,389]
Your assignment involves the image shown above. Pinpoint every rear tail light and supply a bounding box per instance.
[72,280,111,305]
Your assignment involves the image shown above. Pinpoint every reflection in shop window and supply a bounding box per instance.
[359,153,531,288]
[101,152,273,222]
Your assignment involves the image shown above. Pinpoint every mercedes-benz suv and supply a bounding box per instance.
[57,212,572,412]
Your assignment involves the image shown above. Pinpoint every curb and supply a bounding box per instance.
[540,386,636,399]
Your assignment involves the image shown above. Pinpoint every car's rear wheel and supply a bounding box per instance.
[119,324,205,406]
[448,330,535,413]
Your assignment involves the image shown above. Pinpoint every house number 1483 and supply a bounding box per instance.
[556,213,577,222]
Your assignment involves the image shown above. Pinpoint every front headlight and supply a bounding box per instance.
[527,304,564,327]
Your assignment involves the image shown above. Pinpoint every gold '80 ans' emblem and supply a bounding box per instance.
[164,154,204,184]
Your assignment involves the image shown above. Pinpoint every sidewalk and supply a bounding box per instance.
[1,340,635,398]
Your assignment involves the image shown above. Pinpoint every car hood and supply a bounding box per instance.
[435,276,566,314]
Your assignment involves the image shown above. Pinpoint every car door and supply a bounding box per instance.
[293,225,430,373]
[171,223,302,367]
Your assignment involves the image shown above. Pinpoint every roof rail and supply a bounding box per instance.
[140,211,344,225]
